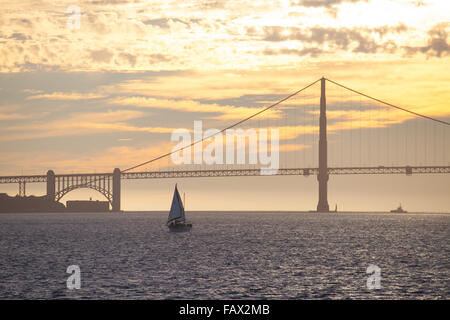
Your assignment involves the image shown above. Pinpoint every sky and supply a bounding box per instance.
[0,0,449,212]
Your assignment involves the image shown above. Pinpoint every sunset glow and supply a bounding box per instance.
[0,0,449,211]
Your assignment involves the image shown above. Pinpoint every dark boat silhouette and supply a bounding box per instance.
[167,184,192,232]
[391,204,407,213]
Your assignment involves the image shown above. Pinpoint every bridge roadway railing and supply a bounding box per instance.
[121,166,450,179]
[0,166,449,184]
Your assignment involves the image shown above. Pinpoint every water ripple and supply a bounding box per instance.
[0,211,448,299]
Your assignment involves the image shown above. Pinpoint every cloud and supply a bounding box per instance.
[142,17,201,29]
[108,96,282,120]
[98,70,317,101]
[264,47,325,57]
[9,18,33,28]
[142,18,171,28]
[309,108,414,129]
[0,0,448,72]
[257,25,408,55]
[0,104,28,120]
[291,0,368,7]
[256,23,450,58]
[91,0,131,5]
[0,112,28,120]
[21,89,44,94]
[9,33,30,41]
[404,23,449,57]
[0,110,181,142]
[0,141,177,174]
[26,92,107,100]
[118,53,137,67]
[0,104,22,112]
[90,49,114,63]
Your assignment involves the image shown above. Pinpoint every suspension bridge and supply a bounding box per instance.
[1,78,449,212]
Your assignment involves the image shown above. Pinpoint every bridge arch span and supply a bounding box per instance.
[55,184,113,207]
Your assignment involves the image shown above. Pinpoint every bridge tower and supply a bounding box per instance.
[317,77,330,212]
[112,168,121,212]
[46,170,55,201]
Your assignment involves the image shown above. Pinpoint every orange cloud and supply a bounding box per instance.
[108,96,282,120]
[0,112,28,120]
[0,142,176,175]
[0,110,182,141]
[26,92,106,100]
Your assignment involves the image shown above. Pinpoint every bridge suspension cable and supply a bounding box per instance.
[122,78,322,173]
[326,78,450,126]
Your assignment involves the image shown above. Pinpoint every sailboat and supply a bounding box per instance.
[167,184,192,232]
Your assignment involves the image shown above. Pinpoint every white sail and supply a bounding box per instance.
[167,184,185,223]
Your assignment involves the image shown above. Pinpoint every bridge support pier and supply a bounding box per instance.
[19,180,26,197]
[317,78,330,212]
[46,170,55,201]
[112,168,121,212]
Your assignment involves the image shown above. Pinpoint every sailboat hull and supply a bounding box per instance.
[168,223,192,232]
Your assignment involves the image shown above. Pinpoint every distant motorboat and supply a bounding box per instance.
[391,204,407,213]
[167,184,192,232]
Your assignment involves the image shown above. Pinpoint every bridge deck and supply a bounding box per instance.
[0,166,449,183]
